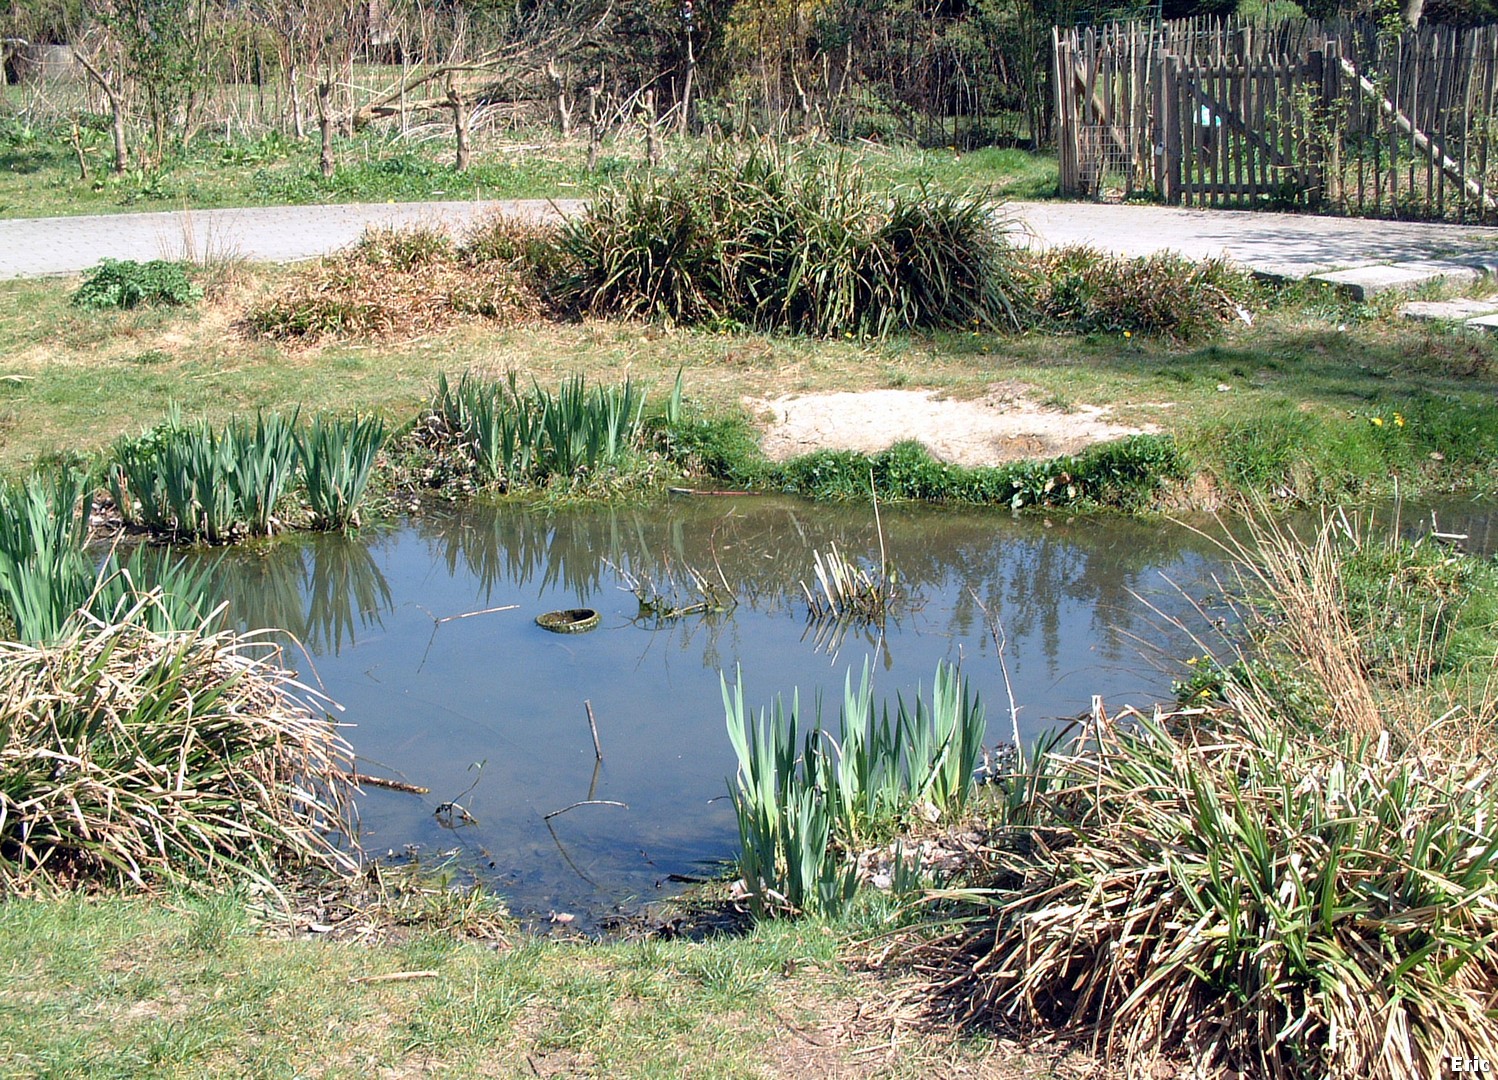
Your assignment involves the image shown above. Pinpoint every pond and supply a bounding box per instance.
[205,496,1498,925]
[196,495,1257,926]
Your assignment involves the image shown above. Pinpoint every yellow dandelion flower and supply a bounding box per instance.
[1370,416,1384,427]
[1394,413,1406,427]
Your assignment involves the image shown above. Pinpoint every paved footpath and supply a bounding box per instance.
[3,197,1498,292]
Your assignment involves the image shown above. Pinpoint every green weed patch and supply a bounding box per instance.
[72,259,202,311]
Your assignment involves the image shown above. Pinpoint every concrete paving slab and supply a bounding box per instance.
[0,200,583,279]
[1465,314,1498,332]
[1006,201,1498,279]
[1401,299,1498,321]
[1310,260,1488,299]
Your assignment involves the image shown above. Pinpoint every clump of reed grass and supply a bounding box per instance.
[899,510,1498,1079]
[803,542,896,623]
[724,661,985,917]
[110,411,302,542]
[296,415,387,530]
[0,471,96,644]
[922,702,1498,1080]
[0,600,355,891]
[224,411,300,536]
[0,470,219,644]
[555,146,1021,337]
[417,371,648,491]
[244,222,545,341]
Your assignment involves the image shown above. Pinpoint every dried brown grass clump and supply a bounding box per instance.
[244,219,551,342]
[0,604,355,892]
[1016,247,1253,340]
[901,703,1498,1080]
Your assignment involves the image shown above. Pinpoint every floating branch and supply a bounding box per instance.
[544,799,629,821]
[340,771,430,795]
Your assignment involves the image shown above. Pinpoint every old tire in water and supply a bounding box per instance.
[536,608,601,634]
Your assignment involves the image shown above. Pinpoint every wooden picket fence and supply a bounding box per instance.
[1054,17,1498,222]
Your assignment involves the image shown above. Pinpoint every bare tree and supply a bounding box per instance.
[446,77,469,170]
[71,30,129,174]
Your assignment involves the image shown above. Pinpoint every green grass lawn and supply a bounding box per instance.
[1,267,1494,506]
[0,120,1059,219]
[0,890,1033,1079]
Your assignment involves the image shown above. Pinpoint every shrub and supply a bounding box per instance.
[72,259,203,311]
[0,606,354,891]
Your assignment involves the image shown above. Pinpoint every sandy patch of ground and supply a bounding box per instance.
[752,387,1155,468]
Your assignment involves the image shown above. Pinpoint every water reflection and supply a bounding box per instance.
[212,533,394,656]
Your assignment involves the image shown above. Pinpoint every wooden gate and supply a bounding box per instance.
[1055,17,1498,222]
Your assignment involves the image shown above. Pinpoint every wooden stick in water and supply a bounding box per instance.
[585,700,603,761]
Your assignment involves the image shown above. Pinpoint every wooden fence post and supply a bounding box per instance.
[1156,53,1180,202]
[1305,47,1325,207]
[1053,27,1076,196]
[1323,39,1343,205]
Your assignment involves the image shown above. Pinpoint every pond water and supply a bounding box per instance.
[197,495,1253,925]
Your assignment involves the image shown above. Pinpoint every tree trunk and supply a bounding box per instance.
[448,85,470,171]
[70,123,88,181]
[643,89,660,167]
[1404,0,1425,25]
[290,63,306,139]
[546,59,572,138]
[317,81,335,178]
[586,85,601,171]
[678,33,695,136]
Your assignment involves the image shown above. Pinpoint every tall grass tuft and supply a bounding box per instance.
[556,146,1021,337]
[0,472,96,644]
[296,415,387,530]
[939,705,1498,1079]
[0,603,355,891]
[803,542,896,623]
[0,471,220,644]
[425,371,648,490]
[724,661,985,916]
[111,412,300,542]
[223,411,300,536]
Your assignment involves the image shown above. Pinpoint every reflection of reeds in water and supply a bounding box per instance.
[304,536,395,655]
[201,536,393,656]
